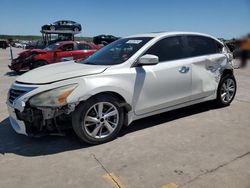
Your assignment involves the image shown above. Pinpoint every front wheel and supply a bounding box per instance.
[72,95,124,144]
[50,25,55,31]
[215,74,237,107]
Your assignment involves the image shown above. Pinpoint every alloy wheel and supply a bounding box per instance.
[50,26,55,30]
[74,27,79,32]
[83,102,119,139]
[220,78,236,103]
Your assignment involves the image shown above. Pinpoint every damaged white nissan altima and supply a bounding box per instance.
[6,32,236,144]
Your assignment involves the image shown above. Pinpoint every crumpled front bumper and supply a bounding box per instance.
[6,83,75,136]
[7,103,27,135]
[6,84,37,135]
[9,58,30,72]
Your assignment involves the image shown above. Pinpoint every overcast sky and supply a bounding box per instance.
[0,0,249,39]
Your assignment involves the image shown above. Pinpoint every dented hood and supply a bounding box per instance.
[16,61,108,84]
[28,49,48,53]
[18,49,48,58]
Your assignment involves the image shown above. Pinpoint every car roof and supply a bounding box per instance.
[126,31,221,42]
[54,20,76,23]
[53,41,92,45]
[76,41,92,44]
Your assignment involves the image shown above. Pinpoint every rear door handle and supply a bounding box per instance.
[179,66,190,73]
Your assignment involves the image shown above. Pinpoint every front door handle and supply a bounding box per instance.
[179,66,190,73]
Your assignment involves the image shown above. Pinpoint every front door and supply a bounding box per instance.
[134,36,192,115]
[55,43,74,62]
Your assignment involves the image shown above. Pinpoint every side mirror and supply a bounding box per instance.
[138,54,159,66]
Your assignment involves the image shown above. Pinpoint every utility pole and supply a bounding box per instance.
[9,41,13,61]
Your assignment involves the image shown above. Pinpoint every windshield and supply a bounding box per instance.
[44,43,60,51]
[79,37,152,65]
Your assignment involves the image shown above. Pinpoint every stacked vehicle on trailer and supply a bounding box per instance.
[8,20,101,72]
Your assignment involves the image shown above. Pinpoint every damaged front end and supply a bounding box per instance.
[7,84,79,136]
[9,54,35,72]
[15,104,75,136]
[9,50,47,72]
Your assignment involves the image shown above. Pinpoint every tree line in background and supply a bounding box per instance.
[0,34,93,42]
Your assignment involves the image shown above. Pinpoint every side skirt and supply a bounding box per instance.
[128,95,216,124]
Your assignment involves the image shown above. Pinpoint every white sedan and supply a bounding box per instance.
[7,32,236,144]
[15,42,26,49]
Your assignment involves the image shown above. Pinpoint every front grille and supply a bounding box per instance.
[8,89,27,104]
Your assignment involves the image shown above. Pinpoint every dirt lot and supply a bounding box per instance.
[0,48,250,188]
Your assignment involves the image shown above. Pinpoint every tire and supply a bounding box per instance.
[72,94,124,144]
[215,74,237,107]
[31,60,47,69]
[50,25,55,31]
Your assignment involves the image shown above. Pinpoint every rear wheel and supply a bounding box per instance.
[72,94,124,144]
[74,27,79,32]
[216,74,236,107]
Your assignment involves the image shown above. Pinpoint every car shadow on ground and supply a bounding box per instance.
[120,101,218,136]
[4,71,23,77]
[0,101,219,157]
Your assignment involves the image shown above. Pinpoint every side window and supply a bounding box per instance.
[60,44,74,51]
[77,43,94,50]
[186,36,217,57]
[145,36,186,62]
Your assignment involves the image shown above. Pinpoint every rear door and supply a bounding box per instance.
[184,35,228,100]
[134,36,192,115]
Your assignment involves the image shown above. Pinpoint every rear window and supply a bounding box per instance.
[186,36,217,57]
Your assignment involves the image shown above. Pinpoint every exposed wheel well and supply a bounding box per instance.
[88,91,131,113]
[222,69,233,77]
[81,92,131,127]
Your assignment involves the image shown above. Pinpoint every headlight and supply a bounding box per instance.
[29,84,78,107]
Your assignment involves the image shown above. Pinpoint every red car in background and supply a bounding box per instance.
[9,41,100,72]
